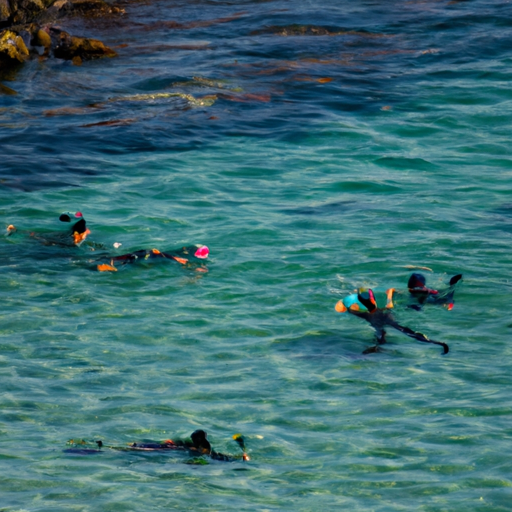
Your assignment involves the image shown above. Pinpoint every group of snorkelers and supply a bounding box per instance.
[335,272,462,354]
[6,211,209,272]
[5,211,464,462]
[5,210,463,354]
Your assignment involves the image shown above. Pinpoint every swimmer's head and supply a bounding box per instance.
[408,273,426,290]
[191,429,211,453]
[194,246,209,259]
[357,289,377,313]
[59,211,83,223]
[408,273,438,296]
[60,211,89,244]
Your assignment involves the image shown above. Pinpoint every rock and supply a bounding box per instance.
[0,0,12,23]
[0,81,18,94]
[37,0,124,24]
[7,0,55,25]
[0,29,29,66]
[69,0,124,17]
[34,27,50,47]
[1,1,121,67]
[29,23,51,54]
[50,26,116,60]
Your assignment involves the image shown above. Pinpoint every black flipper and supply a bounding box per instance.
[430,273,463,308]
[388,320,449,354]
[449,274,463,286]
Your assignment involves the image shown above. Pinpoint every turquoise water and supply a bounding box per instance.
[1,1,512,510]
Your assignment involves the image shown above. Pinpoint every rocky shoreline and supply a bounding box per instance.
[0,0,122,68]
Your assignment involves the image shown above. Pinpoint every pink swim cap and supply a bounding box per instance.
[194,246,209,259]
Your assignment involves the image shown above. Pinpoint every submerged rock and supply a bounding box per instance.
[251,24,388,38]
[108,91,217,107]
[253,25,334,36]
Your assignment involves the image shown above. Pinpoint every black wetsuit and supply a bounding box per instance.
[6,211,90,247]
[348,290,449,355]
[97,245,209,271]
[408,273,463,310]
[127,430,233,460]
[65,430,237,461]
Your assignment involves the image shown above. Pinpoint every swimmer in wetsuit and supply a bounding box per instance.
[6,211,91,247]
[127,429,238,461]
[407,272,462,311]
[96,245,209,272]
[335,273,463,355]
[65,430,249,462]
[58,211,91,246]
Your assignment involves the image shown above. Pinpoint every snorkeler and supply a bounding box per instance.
[64,430,249,461]
[335,273,462,355]
[58,211,91,245]
[407,272,462,311]
[96,245,209,272]
[127,429,243,461]
[6,211,90,247]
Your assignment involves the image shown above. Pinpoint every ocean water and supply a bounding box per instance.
[1,0,512,510]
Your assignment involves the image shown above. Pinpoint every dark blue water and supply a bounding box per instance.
[1,1,512,510]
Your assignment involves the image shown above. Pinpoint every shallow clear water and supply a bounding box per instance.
[1,0,512,510]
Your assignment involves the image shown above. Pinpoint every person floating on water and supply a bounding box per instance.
[58,211,91,245]
[335,273,463,355]
[96,245,209,272]
[6,211,91,247]
[64,430,250,462]
[407,272,462,311]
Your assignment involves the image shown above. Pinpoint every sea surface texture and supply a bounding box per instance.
[1,0,512,510]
